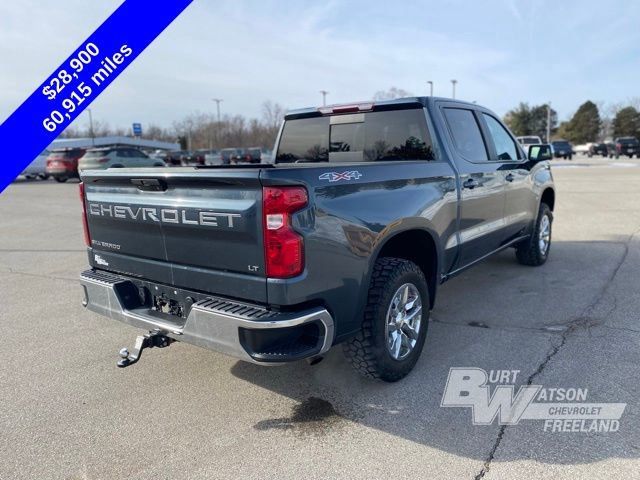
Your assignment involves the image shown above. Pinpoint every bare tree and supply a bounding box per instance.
[55,99,288,151]
[262,101,286,130]
[373,87,413,101]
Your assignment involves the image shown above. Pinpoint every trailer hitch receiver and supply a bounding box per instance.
[117,330,174,368]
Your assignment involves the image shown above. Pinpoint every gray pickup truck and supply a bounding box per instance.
[79,97,555,381]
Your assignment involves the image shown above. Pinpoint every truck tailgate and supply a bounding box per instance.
[81,168,266,302]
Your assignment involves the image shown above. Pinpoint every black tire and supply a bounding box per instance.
[516,203,553,266]
[38,173,49,180]
[54,176,68,183]
[343,257,430,382]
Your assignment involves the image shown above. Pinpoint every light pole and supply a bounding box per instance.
[427,81,433,96]
[546,102,551,143]
[212,98,223,148]
[212,98,223,123]
[451,79,457,99]
[319,90,329,106]
[87,108,95,146]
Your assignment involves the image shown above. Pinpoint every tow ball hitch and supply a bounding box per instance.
[117,330,174,368]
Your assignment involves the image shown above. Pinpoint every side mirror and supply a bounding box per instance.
[528,144,552,162]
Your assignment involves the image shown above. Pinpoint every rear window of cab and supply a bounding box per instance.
[275,109,436,163]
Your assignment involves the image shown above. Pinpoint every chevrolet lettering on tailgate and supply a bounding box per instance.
[88,203,241,228]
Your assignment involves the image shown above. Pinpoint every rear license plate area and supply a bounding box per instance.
[153,294,185,318]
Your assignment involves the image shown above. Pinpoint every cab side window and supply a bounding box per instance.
[443,108,488,161]
[482,114,519,161]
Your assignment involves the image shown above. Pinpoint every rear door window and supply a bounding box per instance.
[443,108,488,161]
[482,114,520,161]
[276,109,435,163]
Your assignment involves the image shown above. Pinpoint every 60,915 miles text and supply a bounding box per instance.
[41,43,133,133]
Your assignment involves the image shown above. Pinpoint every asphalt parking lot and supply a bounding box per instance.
[1,156,639,479]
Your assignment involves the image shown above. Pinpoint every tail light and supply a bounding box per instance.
[78,182,91,247]
[263,186,308,278]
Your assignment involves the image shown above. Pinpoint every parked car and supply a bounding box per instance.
[193,150,211,165]
[78,147,165,171]
[551,140,573,159]
[22,149,50,180]
[46,148,86,182]
[588,143,608,157]
[149,150,168,162]
[79,97,555,382]
[612,137,640,158]
[231,147,263,164]
[164,151,183,166]
[220,148,243,165]
[204,150,223,165]
[177,150,194,165]
[573,143,591,155]
[516,136,542,146]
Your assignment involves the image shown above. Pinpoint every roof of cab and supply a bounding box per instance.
[284,96,479,119]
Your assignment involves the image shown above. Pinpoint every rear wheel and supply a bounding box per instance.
[54,176,68,183]
[516,203,552,266]
[343,257,429,382]
[38,173,49,180]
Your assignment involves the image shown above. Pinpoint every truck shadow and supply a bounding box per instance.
[230,238,639,464]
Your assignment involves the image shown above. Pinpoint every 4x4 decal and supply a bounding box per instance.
[319,171,363,182]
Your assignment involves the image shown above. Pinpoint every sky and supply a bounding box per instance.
[1,0,639,131]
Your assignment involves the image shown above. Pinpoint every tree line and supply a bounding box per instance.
[61,100,286,151]
[503,99,640,144]
[61,88,640,149]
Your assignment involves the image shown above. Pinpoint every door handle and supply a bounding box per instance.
[131,178,167,191]
[463,178,479,189]
[505,173,515,182]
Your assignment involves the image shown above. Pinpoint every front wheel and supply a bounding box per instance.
[516,203,553,266]
[343,257,429,382]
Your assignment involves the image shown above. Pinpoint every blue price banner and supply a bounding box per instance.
[0,0,193,193]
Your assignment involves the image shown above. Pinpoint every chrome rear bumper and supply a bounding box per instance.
[80,269,334,364]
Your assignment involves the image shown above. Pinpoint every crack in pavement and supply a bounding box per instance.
[3,267,78,284]
[599,324,640,335]
[473,227,639,480]
[430,317,562,335]
[0,249,85,253]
